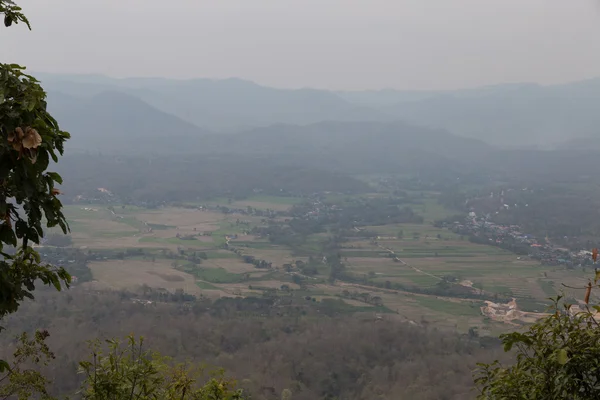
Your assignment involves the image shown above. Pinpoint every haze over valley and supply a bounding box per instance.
[3,1,600,399]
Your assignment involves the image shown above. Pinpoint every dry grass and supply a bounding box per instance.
[135,208,224,228]
[88,260,202,294]
[73,235,155,250]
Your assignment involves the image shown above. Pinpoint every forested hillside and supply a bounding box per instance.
[0,289,502,400]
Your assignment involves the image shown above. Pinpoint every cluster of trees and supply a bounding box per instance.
[492,185,600,247]
[437,180,600,248]
[289,197,425,229]
[1,289,501,399]
[56,154,370,205]
[1,331,244,399]
[251,222,324,254]
[240,254,272,269]
[340,290,383,306]
[296,258,322,276]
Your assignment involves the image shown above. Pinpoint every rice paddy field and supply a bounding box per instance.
[54,195,586,334]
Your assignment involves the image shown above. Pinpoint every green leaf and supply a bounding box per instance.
[50,275,61,291]
[557,348,569,365]
[595,269,600,284]
[15,219,27,239]
[0,359,10,372]
[0,223,17,246]
[46,171,63,185]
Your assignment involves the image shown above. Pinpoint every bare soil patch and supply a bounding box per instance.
[135,209,224,228]
[88,260,201,294]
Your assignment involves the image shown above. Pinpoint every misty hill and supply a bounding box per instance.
[200,121,492,173]
[43,84,491,166]
[40,72,600,148]
[47,91,210,153]
[557,136,600,151]
[340,80,600,147]
[53,120,492,204]
[39,74,391,132]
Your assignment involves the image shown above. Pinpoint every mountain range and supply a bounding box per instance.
[37,72,600,150]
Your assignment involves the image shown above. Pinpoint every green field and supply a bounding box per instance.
[179,264,246,284]
[196,281,220,290]
[415,297,482,317]
[56,194,573,334]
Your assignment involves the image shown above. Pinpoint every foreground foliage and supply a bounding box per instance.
[1,289,494,399]
[0,330,55,399]
[475,296,600,399]
[1,0,71,324]
[79,336,245,400]
[0,331,245,399]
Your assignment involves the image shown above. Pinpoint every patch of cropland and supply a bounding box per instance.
[46,189,580,335]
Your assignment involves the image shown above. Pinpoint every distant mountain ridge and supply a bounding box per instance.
[339,79,600,147]
[47,91,210,153]
[38,72,600,148]
[44,84,492,169]
[39,74,392,132]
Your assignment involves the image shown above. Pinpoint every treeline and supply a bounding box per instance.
[466,235,531,256]
[492,185,600,247]
[437,179,600,247]
[41,246,213,285]
[1,289,505,400]
[289,196,425,228]
[55,154,370,205]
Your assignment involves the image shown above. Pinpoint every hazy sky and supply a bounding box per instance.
[3,0,600,90]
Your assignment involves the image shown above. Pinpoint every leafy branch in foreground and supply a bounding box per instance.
[1,1,71,325]
[78,335,246,400]
[0,0,30,29]
[475,257,600,400]
[0,330,56,399]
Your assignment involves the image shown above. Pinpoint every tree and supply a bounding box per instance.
[0,330,56,399]
[79,336,246,399]
[1,0,71,328]
[475,294,600,399]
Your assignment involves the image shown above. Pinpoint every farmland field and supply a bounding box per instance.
[86,260,212,295]
[51,195,584,334]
